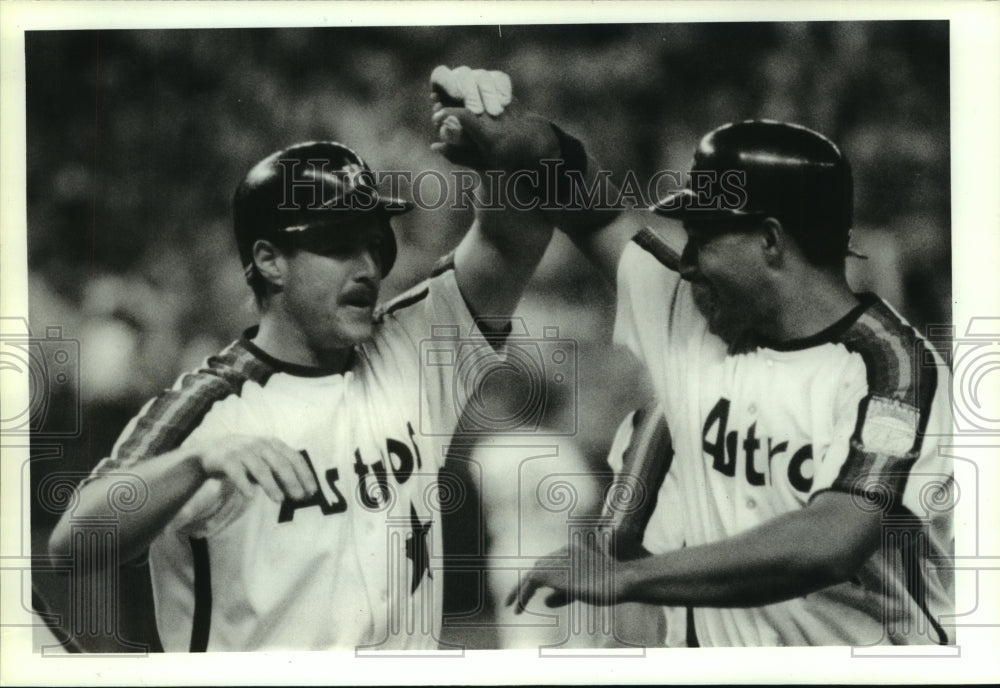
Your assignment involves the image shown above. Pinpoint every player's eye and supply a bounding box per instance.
[316,236,383,264]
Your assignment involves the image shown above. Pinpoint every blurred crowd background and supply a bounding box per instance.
[22,22,950,651]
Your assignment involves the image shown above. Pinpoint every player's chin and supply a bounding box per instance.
[706,307,755,347]
[336,307,376,342]
[691,284,718,323]
[696,295,749,345]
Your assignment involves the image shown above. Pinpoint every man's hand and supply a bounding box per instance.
[505,536,629,614]
[49,434,321,568]
[430,65,512,115]
[199,435,319,503]
[429,64,560,172]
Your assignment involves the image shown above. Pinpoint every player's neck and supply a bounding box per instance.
[253,314,354,373]
[765,270,860,344]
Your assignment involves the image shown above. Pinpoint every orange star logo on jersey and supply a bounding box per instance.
[406,502,432,594]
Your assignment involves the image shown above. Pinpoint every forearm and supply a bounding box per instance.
[541,139,645,285]
[565,208,646,286]
[49,447,208,565]
[615,497,880,608]
[453,175,554,319]
[618,538,836,608]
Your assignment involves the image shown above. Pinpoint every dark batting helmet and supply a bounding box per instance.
[233,141,412,283]
[652,120,861,262]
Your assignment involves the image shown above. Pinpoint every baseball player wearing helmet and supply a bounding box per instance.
[49,67,556,651]
[462,81,954,646]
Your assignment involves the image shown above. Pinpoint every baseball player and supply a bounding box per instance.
[48,67,558,651]
[457,79,954,646]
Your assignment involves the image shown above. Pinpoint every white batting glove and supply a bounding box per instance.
[429,65,512,116]
[429,64,559,171]
[428,65,621,234]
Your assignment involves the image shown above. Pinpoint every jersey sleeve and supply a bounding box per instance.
[613,228,691,371]
[809,354,872,498]
[82,349,261,538]
[374,253,506,456]
[603,403,682,555]
[166,413,251,537]
[810,307,954,522]
[605,403,688,648]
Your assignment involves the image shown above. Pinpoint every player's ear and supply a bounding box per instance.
[253,239,287,287]
[759,217,785,268]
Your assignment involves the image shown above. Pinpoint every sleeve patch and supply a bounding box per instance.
[860,396,919,456]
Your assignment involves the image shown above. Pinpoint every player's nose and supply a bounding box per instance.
[353,243,381,280]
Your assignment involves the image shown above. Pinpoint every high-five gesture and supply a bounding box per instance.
[429,64,560,172]
[430,65,512,115]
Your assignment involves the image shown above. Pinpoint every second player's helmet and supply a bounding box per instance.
[233,141,411,283]
[652,120,858,262]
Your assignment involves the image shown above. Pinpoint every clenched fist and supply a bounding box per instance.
[198,435,318,503]
[429,64,560,172]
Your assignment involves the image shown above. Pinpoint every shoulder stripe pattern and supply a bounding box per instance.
[376,285,430,320]
[430,250,456,277]
[833,298,937,501]
[92,337,272,653]
[832,298,949,645]
[633,227,682,272]
[103,340,274,472]
[374,252,454,322]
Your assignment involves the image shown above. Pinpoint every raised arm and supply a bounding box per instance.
[430,66,666,295]
[429,66,652,316]
[427,66,552,319]
[567,210,646,286]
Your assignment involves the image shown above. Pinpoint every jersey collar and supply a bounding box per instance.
[755,292,880,353]
[239,326,355,377]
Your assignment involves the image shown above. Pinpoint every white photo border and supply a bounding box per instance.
[1,1,997,685]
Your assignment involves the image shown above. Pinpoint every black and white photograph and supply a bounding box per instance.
[1,1,998,685]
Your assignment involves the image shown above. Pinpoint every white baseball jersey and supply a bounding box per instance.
[613,228,954,647]
[88,257,494,651]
